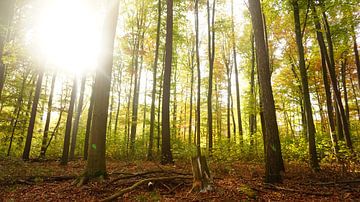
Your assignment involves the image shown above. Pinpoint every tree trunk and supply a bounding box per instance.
[40,72,57,158]
[352,31,360,90]
[70,76,86,160]
[341,55,350,124]
[249,33,256,147]
[206,0,216,153]
[231,0,243,146]
[114,69,123,136]
[249,0,284,183]
[85,0,119,177]
[161,0,174,164]
[157,66,164,153]
[312,3,352,149]
[60,78,77,165]
[84,82,95,160]
[148,0,161,160]
[22,70,44,160]
[292,0,319,170]
[194,0,201,156]
[8,70,29,156]
[188,42,195,145]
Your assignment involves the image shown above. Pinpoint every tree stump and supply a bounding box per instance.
[189,155,213,193]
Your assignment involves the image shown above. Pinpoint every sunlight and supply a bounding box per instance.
[34,0,102,75]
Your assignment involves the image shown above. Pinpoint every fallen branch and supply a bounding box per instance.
[313,179,360,186]
[0,175,76,186]
[101,175,192,202]
[263,183,333,196]
[108,170,191,184]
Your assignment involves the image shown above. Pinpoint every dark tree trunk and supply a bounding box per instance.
[84,82,95,160]
[206,0,216,153]
[292,0,319,170]
[70,76,86,160]
[349,75,360,121]
[85,0,119,177]
[352,31,360,90]
[312,3,352,149]
[40,72,57,158]
[161,0,174,164]
[148,0,161,161]
[249,0,284,183]
[60,78,77,165]
[22,70,44,160]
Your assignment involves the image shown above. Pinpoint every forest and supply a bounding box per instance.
[0,0,360,200]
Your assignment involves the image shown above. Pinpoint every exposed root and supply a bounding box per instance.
[100,175,192,202]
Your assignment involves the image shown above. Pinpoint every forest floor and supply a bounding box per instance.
[0,158,360,201]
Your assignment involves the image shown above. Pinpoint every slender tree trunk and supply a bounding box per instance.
[249,33,256,147]
[85,0,119,177]
[188,44,195,145]
[40,72,57,158]
[194,0,201,156]
[60,78,77,165]
[312,3,352,149]
[22,70,44,160]
[84,82,95,160]
[114,69,123,135]
[8,71,29,156]
[69,76,86,160]
[341,55,350,123]
[161,0,174,164]
[206,0,216,153]
[148,0,161,160]
[231,0,243,146]
[157,66,164,153]
[249,0,284,183]
[292,0,319,170]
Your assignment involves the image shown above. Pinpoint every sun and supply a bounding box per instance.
[34,0,102,75]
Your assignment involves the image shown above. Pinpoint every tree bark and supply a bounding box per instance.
[231,0,243,146]
[161,0,174,164]
[312,3,352,149]
[84,82,95,160]
[40,72,57,158]
[148,0,161,161]
[194,0,201,156]
[249,33,256,147]
[292,0,319,170]
[60,78,77,165]
[22,70,44,160]
[206,0,216,153]
[70,76,86,160]
[85,0,119,177]
[249,0,284,183]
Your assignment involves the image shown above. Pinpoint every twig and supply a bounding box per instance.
[263,183,333,196]
[313,179,360,186]
[101,175,192,202]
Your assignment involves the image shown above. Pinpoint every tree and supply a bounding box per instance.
[70,76,86,160]
[22,69,44,160]
[148,0,162,161]
[60,78,77,165]
[40,72,57,158]
[207,0,216,153]
[195,0,201,156]
[84,0,120,178]
[248,0,285,183]
[161,0,174,164]
[292,0,319,171]
[231,0,243,145]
